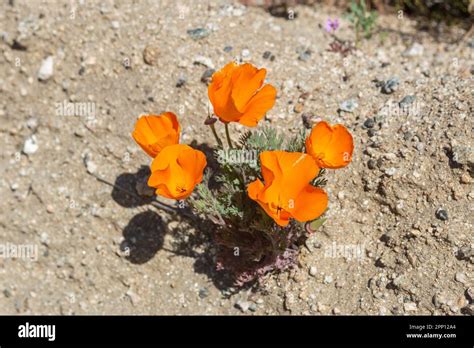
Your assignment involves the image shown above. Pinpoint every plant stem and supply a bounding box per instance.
[209,123,223,148]
[354,17,360,48]
[224,123,234,149]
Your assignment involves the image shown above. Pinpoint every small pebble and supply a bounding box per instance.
[223,46,233,53]
[385,167,397,176]
[22,135,38,155]
[38,56,54,81]
[339,99,358,113]
[241,48,250,59]
[74,128,85,138]
[176,76,187,88]
[301,112,316,129]
[404,302,418,312]
[466,288,473,303]
[455,272,467,284]
[193,55,214,69]
[433,292,448,308]
[435,208,448,221]
[363,118,375,129]
[187,28,210,40]
[297,49,311,62]
[143,45,159,65]
[309,266,317,276]
[384,153,397,161]
[399,95,416,109]
[84,154,97,175]
[111,21,120,29]
[324,275,333,284]
[26,117,38,130]
[416,142,425,152]
[462,304,474,315]
[460,173,471,184]
[198,287,209,299]
[456,246,472,260]
[235,300,251,312]
[200,69,215,84]
[126,289,140,306]
[382,77,399,94]
[367,159,377,170]
[293,103,304,113]
[40,232,49,245]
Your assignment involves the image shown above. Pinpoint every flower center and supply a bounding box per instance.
[176,185,187,194]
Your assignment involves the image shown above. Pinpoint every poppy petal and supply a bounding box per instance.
[132,113,181,158]
[258,151,319,209]
[238,84,277,127]
[208,62,276,126]
[148,144,206,200]
[306,121,353,169]
[290,185,328,222]
[231,64,267,112]
[208,63,241,122]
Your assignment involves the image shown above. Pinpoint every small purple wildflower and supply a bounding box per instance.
[325,18,339,33]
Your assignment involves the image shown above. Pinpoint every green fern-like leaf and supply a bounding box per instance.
[284,128,307,152]
[311,168,327,187]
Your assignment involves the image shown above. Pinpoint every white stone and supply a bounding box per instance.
[324,275,333,284]
[455,272,467,284]
[193,55,214,69]
[38,56,54,81]
[22,135,38,155]
[26,117,38,129]
[84,154,97,174]
[235,300,251,312]
[404,302,418,312]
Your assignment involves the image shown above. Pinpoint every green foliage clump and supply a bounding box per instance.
[191,126,317,225]
[347,0,378,45]
[188,126,325,286]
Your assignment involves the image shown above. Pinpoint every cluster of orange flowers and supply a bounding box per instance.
[132,62,354,227]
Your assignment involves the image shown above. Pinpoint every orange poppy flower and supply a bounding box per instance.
[305,121,354,169]
[208,62,277,127]
[148,144,207,200]
[247,151,328,227]
[132,112,181,158]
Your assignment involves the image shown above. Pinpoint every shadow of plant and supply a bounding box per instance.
[112,165,153,208]
[120,210,166,264]
[165,215,240,292]
[110,142,250,293]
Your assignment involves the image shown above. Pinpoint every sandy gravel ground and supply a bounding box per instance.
[0,0,473,314]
